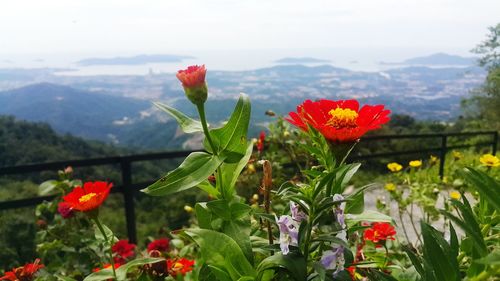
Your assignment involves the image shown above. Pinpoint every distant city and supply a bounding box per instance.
[0,52,485,149]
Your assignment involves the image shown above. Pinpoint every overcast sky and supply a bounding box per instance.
[1,0,499,56]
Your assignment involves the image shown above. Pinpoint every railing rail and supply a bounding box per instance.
[0,131,497,243]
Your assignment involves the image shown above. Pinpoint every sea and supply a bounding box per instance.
[0,47,473,76]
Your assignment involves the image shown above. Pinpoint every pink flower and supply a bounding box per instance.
[57,201,74,218]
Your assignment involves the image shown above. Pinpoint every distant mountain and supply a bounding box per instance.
[76,54,195,66]
[381,53,478,66]
[0,83,150,140]
[275,57,329,64]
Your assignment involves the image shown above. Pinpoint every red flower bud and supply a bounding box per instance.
[176,65,208,105]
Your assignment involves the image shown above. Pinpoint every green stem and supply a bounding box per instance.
[196,103,226,198]
[196,103,217,156]
[94,217,117,280]
[303,209,315,264]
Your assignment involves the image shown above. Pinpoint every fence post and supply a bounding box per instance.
[120,159,137,244]
[493,131,498,155]
[439,134,447,179]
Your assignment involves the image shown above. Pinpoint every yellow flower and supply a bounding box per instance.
[442,176,448,184]
[409,160,422,168]
[387,162,403,172]
[429,155,438,165]
[452,151,463,161]
[450,191,461,200]
[252,194,259,201]
[479,154,500,167]
[247,163,256,173]
[184,205,194,213]
[283,131,290,137]
[385,183,396,192]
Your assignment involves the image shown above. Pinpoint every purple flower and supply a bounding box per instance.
[290,201,307,223]
[276,215,299,255]
[321,245,345,275]
[333,194,347,242]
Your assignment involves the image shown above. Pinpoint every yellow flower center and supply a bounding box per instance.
[173,262,184,270]
[79,192,97,203]
[327,108,358,129]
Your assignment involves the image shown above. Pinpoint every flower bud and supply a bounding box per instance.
[176,65,208,105]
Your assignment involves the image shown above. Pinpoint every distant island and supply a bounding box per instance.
[381,53,478,66]
[274,57,330,64]
[76,54,195,66]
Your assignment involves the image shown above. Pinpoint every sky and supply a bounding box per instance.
[1,0,499,56]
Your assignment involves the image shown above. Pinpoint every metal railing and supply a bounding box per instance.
[0,131,497,243]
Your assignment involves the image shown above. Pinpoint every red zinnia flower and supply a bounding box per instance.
[147,238,170,253]
[167,258,195,277]
[62,181,112,212]
[256,131,265,153]
[112,239,136,263]
[363,222,396,244]
[176,65,208,105]
[57,201,74,218]
[176,65,207,88]
[286,99,390,142]
[0,259,44,281]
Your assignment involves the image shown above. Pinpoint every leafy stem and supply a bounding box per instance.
[94,217,117,280]
[196,103,217,156]
[196,103,226,198]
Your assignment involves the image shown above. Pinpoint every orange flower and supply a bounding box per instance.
[176,65,208,105]
[286,99,390,142]
[62,181,112,212]
[0,259,44,281]
[167,258,195,277]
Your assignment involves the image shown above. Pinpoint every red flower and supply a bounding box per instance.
[62,181,112,212]
[363,222,396,244]
[167,258,195,277]
[347,266,356,280]
[176,65,208,105]
[57,201,74,218]
[256,131,265,153]
[112,239,136,263]
[147,238,170,253]
[286,99,390,142]
[0,259,44,281]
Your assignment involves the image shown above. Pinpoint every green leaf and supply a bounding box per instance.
[230,202,252,220]
[421,222,460,281]
[142,152,224,196]
[154,102,203,133]
[345,191,364,214]
[346,210,393,227]
[184,229,256,279]
[196,203,213,229]
[474,251,500,265]
[94,223,117,245]
[459,167,500,212]
[220,142,254,197]
[256,252,307,281]
[39,180,58,195]
[83,269,115,281]
[402,244,425,278]
[197,180,221,198]
[207,199,232,221]
[204,93,251,163]
[56,275,78,281]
